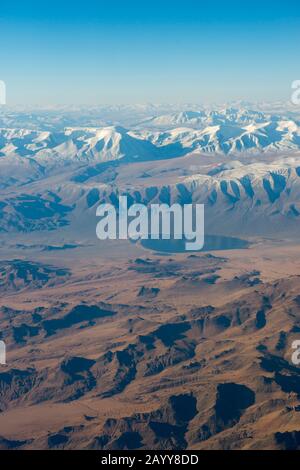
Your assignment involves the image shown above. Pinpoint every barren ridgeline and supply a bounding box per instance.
[0,105,300,449]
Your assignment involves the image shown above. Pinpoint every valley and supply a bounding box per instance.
[0,236,299,449]
[0,104,299,450]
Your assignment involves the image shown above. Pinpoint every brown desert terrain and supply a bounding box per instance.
[0,236,299,450]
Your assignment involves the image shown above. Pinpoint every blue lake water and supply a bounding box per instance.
[140,234,249,253]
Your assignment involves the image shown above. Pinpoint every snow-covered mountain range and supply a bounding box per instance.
[1,152,300,236]
[0,126,167,164]
[0,107,299,167]
[1,105,300,237]
[139,108,268,128]
[133,119,300,155]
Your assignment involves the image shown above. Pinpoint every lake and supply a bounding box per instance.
[140,234,249,253]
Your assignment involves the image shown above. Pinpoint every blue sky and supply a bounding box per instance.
[1,0,300,105]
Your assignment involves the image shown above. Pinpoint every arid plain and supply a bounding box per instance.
[0,234,300,450]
